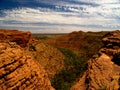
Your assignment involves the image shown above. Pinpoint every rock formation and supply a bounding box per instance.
[45,31,107,59]
[71,30,120,90]
[0,42,54,90]
[29,42,65,79]
[0,29,31,48]
[0,29,64,79]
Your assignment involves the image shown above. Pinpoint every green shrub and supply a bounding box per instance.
[29,45,36,51]
[51,48,87,90]
[36,36,49,40]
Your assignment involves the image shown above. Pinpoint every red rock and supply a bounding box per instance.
[0,42,54,90]
[71,30,120,90]
[0,29,31,48]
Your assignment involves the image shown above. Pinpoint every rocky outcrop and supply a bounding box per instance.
[71,30,120,90]
[0,29,64,80]
[0,29,31,48]
[0,42,54,90]
[29,42,65,79]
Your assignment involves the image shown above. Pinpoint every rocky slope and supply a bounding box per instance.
[29,42,64,79]
[0,42,54,90]
[45,31,108,59]
[71,30,120,90]
[0,29,64,79]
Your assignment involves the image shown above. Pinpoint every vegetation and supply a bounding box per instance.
[33,34,65,41]
[35,35,49,40]
[51,48,87,90]
[78,33,104,59]
[97,85,106,90]
[45,31,108,60]
[29,45,36,51]
[34,31,108,89]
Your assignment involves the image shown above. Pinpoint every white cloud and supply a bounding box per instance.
[77,0,119,4]
[0,23,112,33]
[0,0,120,33]
[0,7,119,26]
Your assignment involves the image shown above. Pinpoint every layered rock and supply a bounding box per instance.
[0,29,31,48]
[0,42,54,90]
[71,30,120,90]
[29,42,64,79]
[0,29,64,80]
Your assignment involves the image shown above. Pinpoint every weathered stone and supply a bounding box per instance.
[29,42,65,79]
[71,30,120,90]
[102,30,120,46]
[0,29,31,48]
[0,42,54,90]
[0,29,65,80]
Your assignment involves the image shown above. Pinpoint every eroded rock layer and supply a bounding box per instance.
[0,29,64,80]
[71,30,120,90]
[0,42,54,90]
[29,42,64,79]
[0,29,31,48]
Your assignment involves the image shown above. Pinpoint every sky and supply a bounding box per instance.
[0,0,120,33]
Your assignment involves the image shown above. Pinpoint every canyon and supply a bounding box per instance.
[0,29,120,90]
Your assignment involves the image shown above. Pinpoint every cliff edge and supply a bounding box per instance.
[71,30,120,90]
[0,42,54,90]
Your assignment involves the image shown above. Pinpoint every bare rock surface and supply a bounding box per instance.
[0,29,64,79]
[0,29,31,48]
[29,42,65,79]
[0,42,54,90]
[71,30,120,90]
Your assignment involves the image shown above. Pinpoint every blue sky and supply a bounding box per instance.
[0,0,120,33]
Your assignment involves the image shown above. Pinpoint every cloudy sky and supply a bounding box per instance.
[0,0,120,33]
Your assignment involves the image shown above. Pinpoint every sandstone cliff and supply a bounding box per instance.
[0,29,64,79]
[0,29,31,49]
[0,42,54,90]
[71,30,120,90]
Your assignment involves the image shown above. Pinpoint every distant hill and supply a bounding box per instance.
[45,31,108,59]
